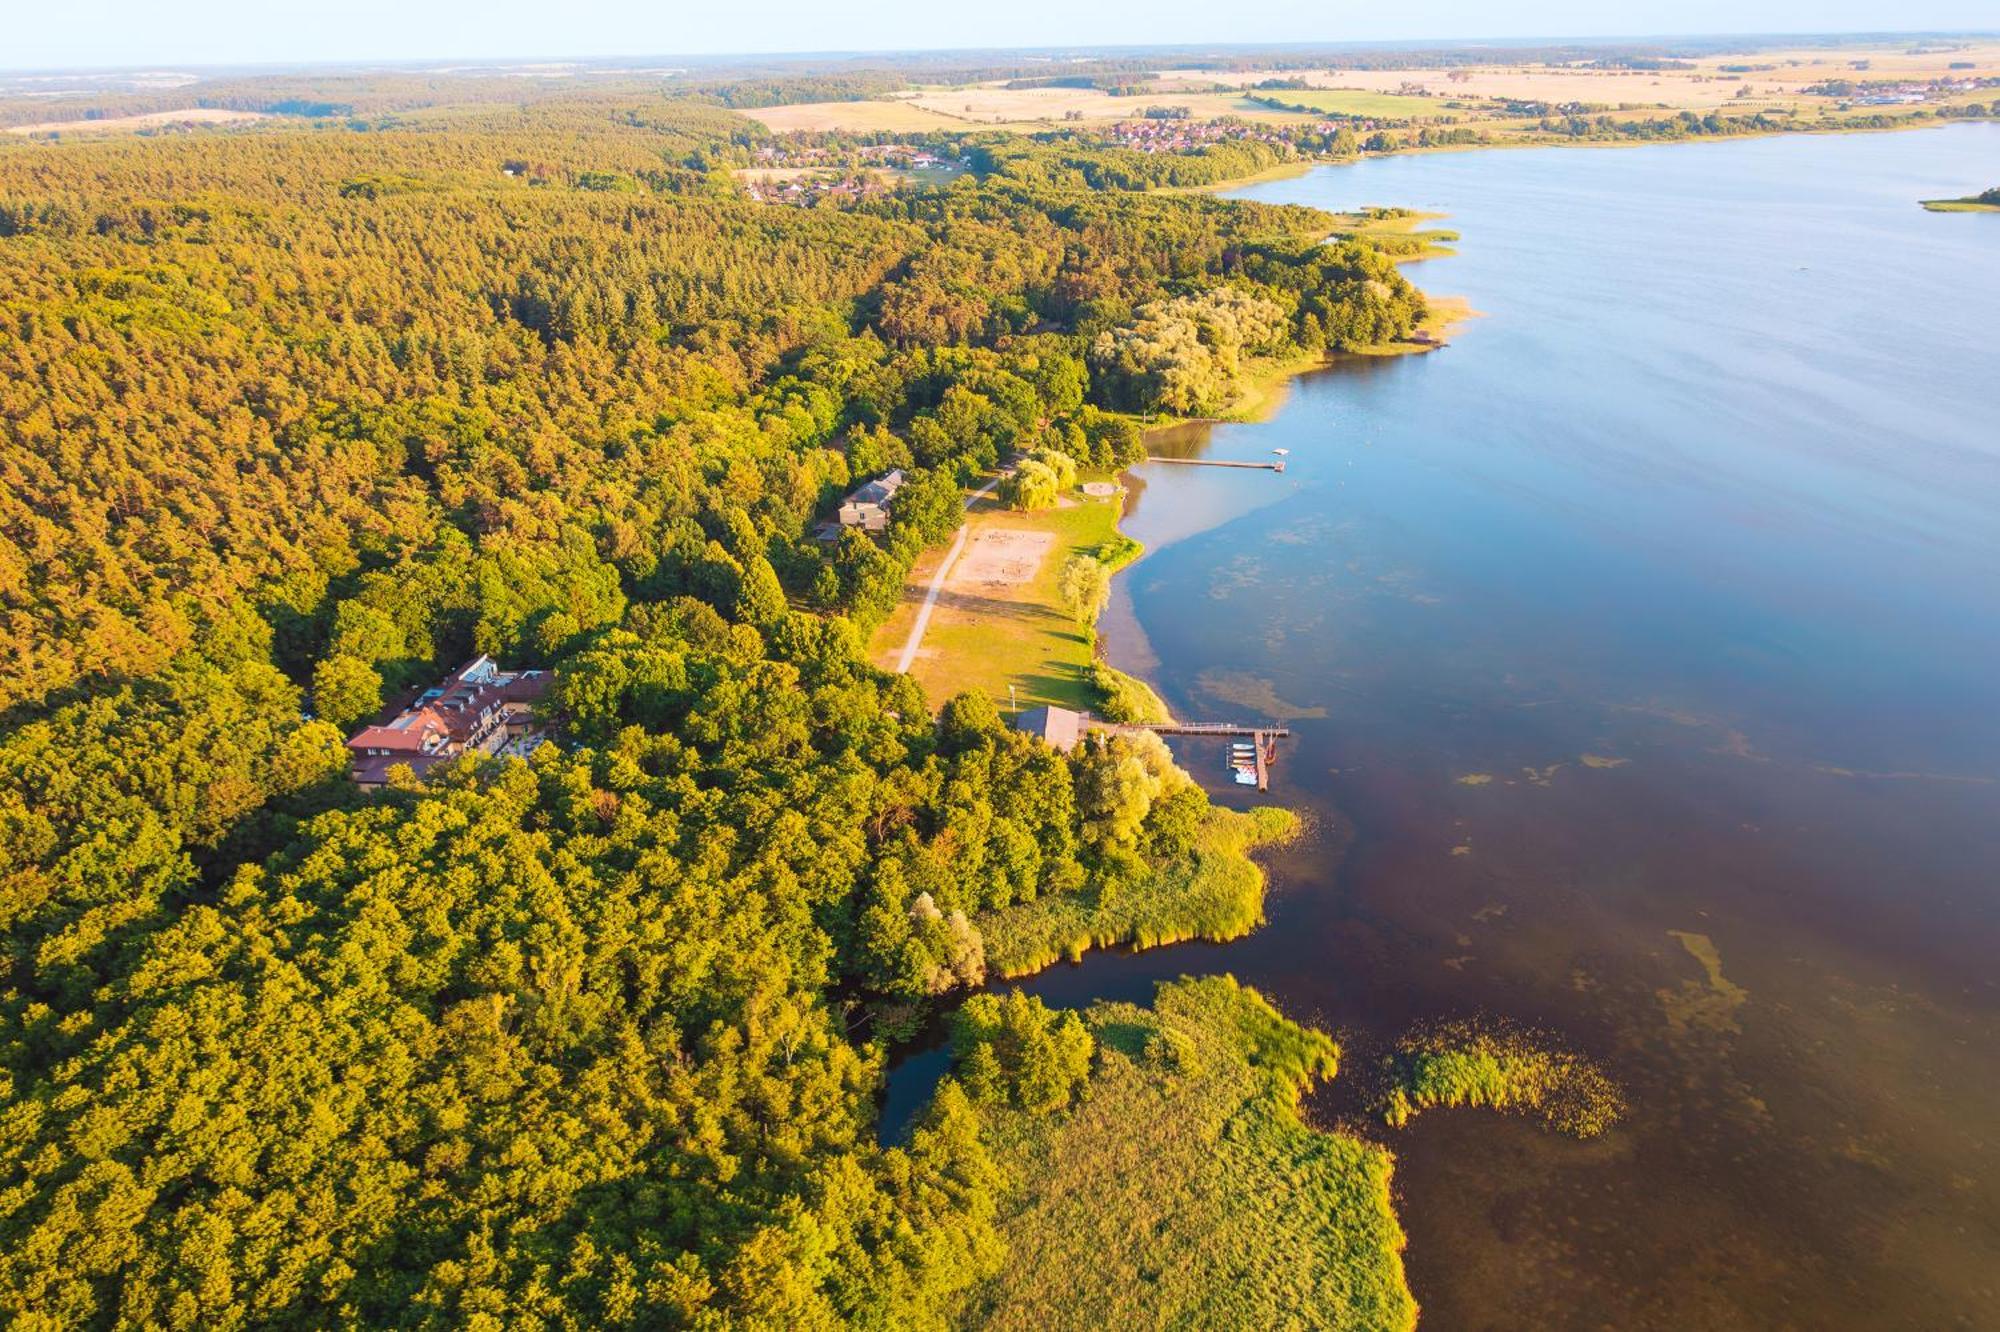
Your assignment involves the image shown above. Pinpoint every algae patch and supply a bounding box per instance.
[1194,669,1328,720]
[1658,929,1750,1038]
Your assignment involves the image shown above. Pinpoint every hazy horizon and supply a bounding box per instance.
[8,2,1998,76]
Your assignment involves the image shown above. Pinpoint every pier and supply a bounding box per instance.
[1126,721,1290,791]
[1144,456,1286,472]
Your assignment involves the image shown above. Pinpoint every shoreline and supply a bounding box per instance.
[1180,112,1994,197]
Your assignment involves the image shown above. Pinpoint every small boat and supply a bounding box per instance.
[1228,744,1259,785]
[1272,447,1290,456]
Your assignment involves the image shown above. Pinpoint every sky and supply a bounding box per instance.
[5,0,1995,72]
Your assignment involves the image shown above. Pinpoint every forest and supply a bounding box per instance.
[0,80,1429,1327]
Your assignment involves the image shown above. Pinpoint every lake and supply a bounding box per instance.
[1018,124,2000,1329]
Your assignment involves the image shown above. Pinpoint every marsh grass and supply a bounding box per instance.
[958,976,1416,1332]
[1381,1020,1626,1139]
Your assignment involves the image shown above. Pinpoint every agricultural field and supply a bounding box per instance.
[749,42,2000,135]
[3,106,267,135]
[749,87,1316,132]
[1245,88,1456,118]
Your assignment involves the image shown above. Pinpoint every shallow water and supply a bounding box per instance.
[1016,125,2000,1329]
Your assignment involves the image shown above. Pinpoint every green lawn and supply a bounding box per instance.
[870,489,1131,714]
[1262,88,1450,118]
[955,976,1417,1332]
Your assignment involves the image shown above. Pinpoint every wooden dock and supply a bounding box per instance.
[1144,456,1286,472]
[1127,721,1290,791]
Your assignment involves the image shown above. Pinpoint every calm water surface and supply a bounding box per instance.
[1021,125,2000,1330]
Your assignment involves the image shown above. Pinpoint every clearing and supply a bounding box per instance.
[869,484,1125,713]
[953,529,1055,589]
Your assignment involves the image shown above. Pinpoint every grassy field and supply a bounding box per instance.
[1253,88,1454,118]
[977,806,1298,976]
[957,975,1416,1332]
[1921,196,2000,213]
[868,486,1130,713]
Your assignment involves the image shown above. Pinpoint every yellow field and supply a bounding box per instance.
[5,107,268,136]
[748,87,1314,132]
[750,42,2000,135]
[1240,42,2000,112]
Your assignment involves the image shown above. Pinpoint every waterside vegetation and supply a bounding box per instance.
[952,977,1417,1332]
[1921,185,2000,210]
[1381,1021,1627,1139]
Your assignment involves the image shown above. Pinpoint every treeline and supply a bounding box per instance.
[1532,102,1997,142]
[971,134,1296,191]
[0,87,1426,1326]
[674,73,914,110]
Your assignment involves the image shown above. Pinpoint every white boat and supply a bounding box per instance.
[1232,769,1259,786]
[1272,447,1290,456]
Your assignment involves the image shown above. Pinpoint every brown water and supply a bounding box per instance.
[1009,127,2000,1329]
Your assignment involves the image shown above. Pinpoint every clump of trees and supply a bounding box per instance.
[998,447,1077,511]
[1058,551,1113,626]
[1090,287,1289,415]
[953,989,1095,1112]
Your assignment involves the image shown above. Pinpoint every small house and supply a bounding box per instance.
[1012,705,1088,754]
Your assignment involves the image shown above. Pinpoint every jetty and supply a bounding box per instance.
[1013,707,1291,791]
[1144,456,1286,472]
[1129,721,1290,791]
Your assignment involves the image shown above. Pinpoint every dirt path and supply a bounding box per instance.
[891,472,1006,675]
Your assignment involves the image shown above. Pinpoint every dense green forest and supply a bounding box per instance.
[0,86,1427,1327]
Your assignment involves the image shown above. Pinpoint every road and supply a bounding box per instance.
[891,472,1005,675]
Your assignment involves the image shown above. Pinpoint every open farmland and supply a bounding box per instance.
[4,106,268,135]
[748,86,1317,132]
[1247,88,1459,117]
[1252,41,2000,111]
[747,41,1999,135]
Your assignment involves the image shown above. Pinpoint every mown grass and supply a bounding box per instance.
[978,806,1299,977]
[870,486,1148,716]
[957,975,1416,1332]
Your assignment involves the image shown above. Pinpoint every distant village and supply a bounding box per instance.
[1099,116,1358,154]
[739,143,968,205]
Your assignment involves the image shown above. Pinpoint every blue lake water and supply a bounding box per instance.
[1038,124,2000,1329]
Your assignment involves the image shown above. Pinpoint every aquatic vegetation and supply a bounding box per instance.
[1194,668,1330,720]
[1382,1020,1626,1139]
[1657,929,1750,1038]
